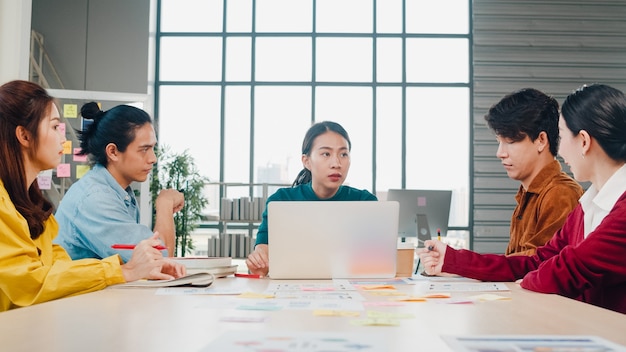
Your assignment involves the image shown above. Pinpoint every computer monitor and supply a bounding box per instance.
[385,189,452,247]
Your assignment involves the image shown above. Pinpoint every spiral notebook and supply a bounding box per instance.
[268,201,399,279]
[112,272,215,288]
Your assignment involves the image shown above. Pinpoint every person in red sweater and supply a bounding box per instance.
[418,83,626,314]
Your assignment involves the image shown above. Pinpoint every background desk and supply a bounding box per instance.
[1,278,625,351]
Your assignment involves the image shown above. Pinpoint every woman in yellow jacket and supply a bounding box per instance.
[0,80,186,311]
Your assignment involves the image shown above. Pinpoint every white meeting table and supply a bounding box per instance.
[1,276,626,351]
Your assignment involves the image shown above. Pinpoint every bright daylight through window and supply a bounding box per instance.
[155,0,471,253]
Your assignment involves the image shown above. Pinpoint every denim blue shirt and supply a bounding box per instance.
[54,164,158,262]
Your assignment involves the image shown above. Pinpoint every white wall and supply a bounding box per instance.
[0,0,32,83]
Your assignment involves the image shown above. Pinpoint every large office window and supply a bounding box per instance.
[156,0,471,238]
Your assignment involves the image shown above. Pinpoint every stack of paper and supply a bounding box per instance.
[113,272,215,288]
[171,257,237,277]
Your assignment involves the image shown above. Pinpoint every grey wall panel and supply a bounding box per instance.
[474,224,511,238]
[474,127,496,142]
[474,207,515,223]
[473,158,510,174]
[31,0,88,90]
[472,0,626,253]
[473,241,508,254]
[474,192,517,206]
[86,0,149,93]
[474,176,519,190]
[31,0,149,93]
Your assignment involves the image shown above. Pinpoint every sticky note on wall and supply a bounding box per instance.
[62,140,72,154]
[57,163,70,177]
[73,148,88,162]
[63,104,77,118]
[76,165,91,179]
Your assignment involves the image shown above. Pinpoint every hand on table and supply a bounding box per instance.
[121,233,187,282]
[246,244,269,278]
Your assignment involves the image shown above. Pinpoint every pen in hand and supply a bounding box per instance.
[111,244,167,251]
[426,229,442,251]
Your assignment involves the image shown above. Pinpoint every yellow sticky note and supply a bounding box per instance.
[394,296,427,302]
[367,311,414,319]
[63,104,78,118]
[237,292,275,299]
[76,165,91,179]
[367,291,405,296]
[469,293,512,301]
[350,318,400,326]
[62,140,72,154]
[313,310,360,317]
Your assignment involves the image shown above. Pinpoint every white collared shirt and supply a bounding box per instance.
[580,163,626,238]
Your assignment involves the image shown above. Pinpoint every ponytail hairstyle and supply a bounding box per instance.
[292,121,351,187]
[77,102,153,166]
[0,80,55,239]
[561,84,626,162]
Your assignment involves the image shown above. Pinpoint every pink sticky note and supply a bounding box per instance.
[73,148,88,162]
[417,196,427,207]
[37,175,52,190]
[59,123,66,135]
[56,163,71,177]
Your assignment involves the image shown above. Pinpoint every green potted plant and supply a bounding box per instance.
[150,145,209,256]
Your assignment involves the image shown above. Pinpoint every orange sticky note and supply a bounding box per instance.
[62,140,72,154]
[313,310,360,317]
[394,296,427,302]
[359,285,396,290]
[422,292,452,299]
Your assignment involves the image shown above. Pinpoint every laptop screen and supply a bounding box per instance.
[267,201,399,279]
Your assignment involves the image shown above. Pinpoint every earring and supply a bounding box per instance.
[581,153,585,159]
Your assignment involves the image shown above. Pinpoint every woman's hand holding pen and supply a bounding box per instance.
[246,244,269,278]
[120,233,186,282]
[416,239,447,276]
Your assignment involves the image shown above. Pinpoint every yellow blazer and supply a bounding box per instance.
[0,180,125,311]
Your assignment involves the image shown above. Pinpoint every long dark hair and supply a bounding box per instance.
[77,102,153,166]
[0,80,55,239]
[292,121,351,187]
[561,84,626,162]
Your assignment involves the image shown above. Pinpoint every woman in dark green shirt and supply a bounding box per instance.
[246,121,377,277]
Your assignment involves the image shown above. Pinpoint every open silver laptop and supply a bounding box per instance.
[267,201,399,279]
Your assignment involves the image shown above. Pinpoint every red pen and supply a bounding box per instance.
[111,244,167,251]
[235,273,261,279]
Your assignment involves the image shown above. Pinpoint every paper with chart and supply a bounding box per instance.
[201,331,388,352]
[427,282,509,292]
[442,335,626,352]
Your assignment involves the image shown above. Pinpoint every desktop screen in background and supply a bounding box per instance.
[385,189,452,247]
